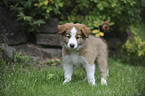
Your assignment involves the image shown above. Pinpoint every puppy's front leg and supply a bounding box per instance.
[84,64,95,86]
[63,63,73,84]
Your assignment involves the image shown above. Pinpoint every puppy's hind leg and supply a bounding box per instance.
[107,68,109,76]
[63,64,73,84]
[97,56,108,85]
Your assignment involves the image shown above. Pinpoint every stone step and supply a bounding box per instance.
[13,44,61,58]
[38,18,58,34]
[36,34,62,46]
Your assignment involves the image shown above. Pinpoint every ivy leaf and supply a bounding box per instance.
[25,16,33,22]
[32,20,45,25]
[17,12,25,21]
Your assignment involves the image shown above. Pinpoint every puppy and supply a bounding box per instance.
[58,23,108,85]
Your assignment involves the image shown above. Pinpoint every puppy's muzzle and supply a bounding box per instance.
[70,43,75,48]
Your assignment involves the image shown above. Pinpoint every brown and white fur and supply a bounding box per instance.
[58,23,108,86]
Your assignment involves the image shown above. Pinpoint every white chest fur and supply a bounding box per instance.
[63,52,88,68]
[63,52,96,85]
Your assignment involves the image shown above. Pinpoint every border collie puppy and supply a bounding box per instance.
[58,23,108,85]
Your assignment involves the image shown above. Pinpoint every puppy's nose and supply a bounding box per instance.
[70,43,75,48]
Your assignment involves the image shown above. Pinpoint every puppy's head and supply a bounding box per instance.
[58,23,90,50]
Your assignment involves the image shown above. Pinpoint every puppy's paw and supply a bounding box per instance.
[88,79,96,86]
[101,78,107,85]
[63,78,71,84]
[91,82,96,86]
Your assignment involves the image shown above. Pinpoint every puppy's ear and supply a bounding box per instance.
[58,25,66,35]
[81,26,90,38]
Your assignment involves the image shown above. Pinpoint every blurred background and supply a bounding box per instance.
[0,0,145,65]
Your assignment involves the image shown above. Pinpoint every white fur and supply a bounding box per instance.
[101,78,107,85]
[63,63,73,84]
[67,27,78,48]
[84,64,95,85]
[63,52,96,85]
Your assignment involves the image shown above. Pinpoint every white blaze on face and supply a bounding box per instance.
[68,27,78,48]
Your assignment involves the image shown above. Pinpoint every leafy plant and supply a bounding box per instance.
[60,15,113,37]
[123,25,145,56]
[59,0,145,37]
[13,51,31,63]
[44,58,62,66]
[6,0,145,36]
[10,0,63,32]
[123,36,145,56]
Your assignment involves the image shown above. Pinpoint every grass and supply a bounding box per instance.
[0,58,145,96]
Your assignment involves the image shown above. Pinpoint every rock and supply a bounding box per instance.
[0,7,27,45]
[38,18,58,34]
[41,48,61,58]
[36,34,62,46]
[0,46,15,61]
[13,44,61,58]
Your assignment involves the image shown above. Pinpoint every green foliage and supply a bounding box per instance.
[60,0,145,31]
[123,25,145,57]
[7,0,145,33]
[10,0,63,32]
[44,58,62,66]
[13,51,31,63]
[123,36,145,56]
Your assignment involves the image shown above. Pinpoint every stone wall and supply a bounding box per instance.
[36,18,62,58]
[0,7,27,45]
[0,7,62,59]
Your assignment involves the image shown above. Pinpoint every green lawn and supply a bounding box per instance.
[0,58,145,96]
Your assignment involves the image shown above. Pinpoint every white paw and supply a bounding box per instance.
[63,78,71,84]
[88,79,96,86]
[101,78,107,85]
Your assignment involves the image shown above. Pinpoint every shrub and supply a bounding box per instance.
[123,25,145,57]
[9,0,63,32]
[59,0,145,37]
[4,0,145,36]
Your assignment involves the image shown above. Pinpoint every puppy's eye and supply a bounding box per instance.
[76,35,81,39]
[66,34,71,38]
[67,36,71,38]
[76,37,80,39]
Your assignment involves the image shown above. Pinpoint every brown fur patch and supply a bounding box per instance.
[58,23,90,38]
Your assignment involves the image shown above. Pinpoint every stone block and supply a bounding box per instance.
[13,44,61,58]
[36,34,62,46]
[38,18,58,34]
